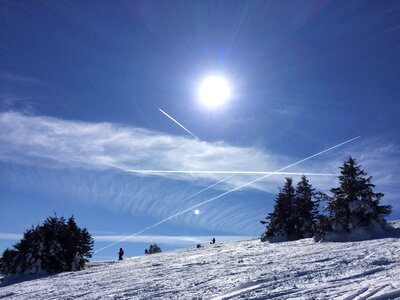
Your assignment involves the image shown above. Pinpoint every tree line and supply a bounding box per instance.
[261,157,392,242]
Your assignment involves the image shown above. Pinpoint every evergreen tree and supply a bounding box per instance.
[261,178,296,241]
[0,249,18,275]
[325,157,392,233]
[41,215,67,273]
[0,215,93,276]
[293,175,319,238]
[145,244,162,254]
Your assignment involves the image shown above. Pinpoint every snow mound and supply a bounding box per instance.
[1,222,400,299]
[321,221,400,242]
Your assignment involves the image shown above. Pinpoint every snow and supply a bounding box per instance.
[323,222,393,242]
[1,222,400,299]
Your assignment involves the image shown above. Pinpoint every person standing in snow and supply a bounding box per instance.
[118,248,124,260]
[210,238,216,244]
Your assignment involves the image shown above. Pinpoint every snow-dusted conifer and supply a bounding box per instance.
[325,157,392,234]
[65,216,92,271]
[0,215,93,277]
[261,177,296,242]
[0,248,18,275]
[293,175,319,238]
[147,244,162,254]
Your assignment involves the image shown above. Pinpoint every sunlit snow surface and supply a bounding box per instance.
[1,222,400,299]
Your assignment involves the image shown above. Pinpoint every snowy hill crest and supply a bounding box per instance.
[1,222,400,299]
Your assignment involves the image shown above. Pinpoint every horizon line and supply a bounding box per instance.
[125,170,338,176]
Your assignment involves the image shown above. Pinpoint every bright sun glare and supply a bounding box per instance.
[199,76,230,107]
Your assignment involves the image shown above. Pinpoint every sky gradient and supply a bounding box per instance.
[1,1,399,260]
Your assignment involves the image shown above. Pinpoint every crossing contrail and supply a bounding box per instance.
[126,170,337,176]
[169,174,235,215]
[94,136,360,254]
[159,108,200,140]
[95,175,235,254]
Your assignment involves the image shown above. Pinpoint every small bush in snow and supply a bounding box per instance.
[0,215,93,276]
[145,244,162,254]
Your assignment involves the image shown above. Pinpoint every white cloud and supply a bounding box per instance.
[93,234,252,245]
[0,112,398,234]
[0,233,22,241]
[0,231,251,246]
[1,112,397,197]
[0,111,314,193]
[0,73,39,84]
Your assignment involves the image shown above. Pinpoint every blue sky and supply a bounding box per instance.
[1,1,399,260]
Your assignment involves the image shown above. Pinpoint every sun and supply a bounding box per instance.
[194,209,200,215]
[199,76,231,107]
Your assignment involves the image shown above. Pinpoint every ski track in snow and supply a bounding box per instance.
[1,226,400,299]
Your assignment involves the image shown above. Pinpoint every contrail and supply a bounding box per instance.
[95,174,235,254]
[94,136,360,254]
[159,108,199,140]
[170,174,235,215]
[126,170,337,176]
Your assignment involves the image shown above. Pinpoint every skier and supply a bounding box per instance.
[118,247,124,260]
[210,237,216,244]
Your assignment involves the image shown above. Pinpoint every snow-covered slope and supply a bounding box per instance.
[1,223,400,299]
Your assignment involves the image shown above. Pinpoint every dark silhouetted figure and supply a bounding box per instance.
[210,238,215,244]
[118,248,124,260]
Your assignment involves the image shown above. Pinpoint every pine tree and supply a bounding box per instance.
[0,249,18,275]
[294,175,319,238]
[41,215,67,273]
[146,244,162,254]
[64,216,93,271]
[261,178,296,242]
[0,215,93,276]
[326,157,392,233]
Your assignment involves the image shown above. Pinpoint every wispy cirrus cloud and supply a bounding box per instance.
[0,111,398,196]
[0,73,39,84]
[0,233,22,241]
[93,234,252,245]
[0,95,36,114]
[0,232,251,245]
[0,72,40,112]
[0,111,325,193]
[0,111,398,234]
